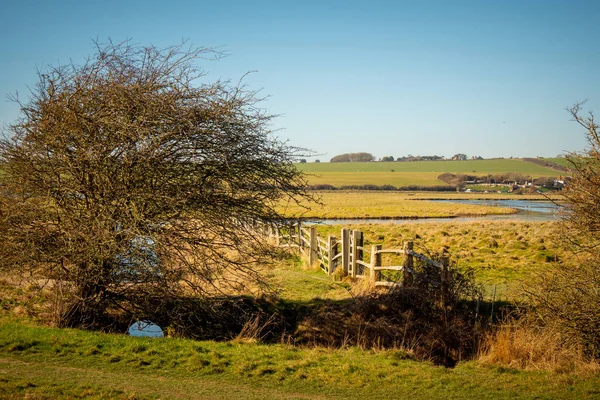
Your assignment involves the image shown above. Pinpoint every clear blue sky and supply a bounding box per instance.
[1,0,599,160]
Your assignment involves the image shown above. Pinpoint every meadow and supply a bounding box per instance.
[311,221,565,297]
[278,191,519,219]
[296,159,563,187]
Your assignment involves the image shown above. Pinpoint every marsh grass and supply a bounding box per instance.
[313,221,566,296]
[279,191,518,219]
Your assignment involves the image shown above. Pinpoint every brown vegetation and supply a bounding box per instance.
[481,103,600,369]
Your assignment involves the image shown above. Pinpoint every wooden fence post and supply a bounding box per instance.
[327,235,336,275]
[403,241,414,287]
[370,244,382,283]
[351,230,363,277]
[274,225,280,247]
[309,226,318,266]
[441,256,450,307]
[341,228,350,276]
[297,220,303,252]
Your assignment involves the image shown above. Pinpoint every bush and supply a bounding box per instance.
[518,103,600,360]
[0,41,311,328]
[294,256,484,366]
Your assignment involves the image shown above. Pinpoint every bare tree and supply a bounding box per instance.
[524,102,600,358]
[0,40,311,327]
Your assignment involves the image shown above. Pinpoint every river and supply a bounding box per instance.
[307,199,561,225]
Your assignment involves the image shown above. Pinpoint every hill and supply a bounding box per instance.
[296,159,562,188]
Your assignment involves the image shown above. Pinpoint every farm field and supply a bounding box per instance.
[0,320,598,400]
[542,157,571,168]
[296,159,563,187]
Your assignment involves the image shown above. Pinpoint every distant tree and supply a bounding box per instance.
[314,159,320,163]
[452,154,468,161]
[299,159,307,163]
[330,152,375,162]
[380,156,395,162]
[397,155,444,162]
[0,41,311,327]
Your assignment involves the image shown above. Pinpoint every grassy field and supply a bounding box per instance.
[297,159,562,187]
[279,191,519,219]
[311,221,565,296]
[1,320,598,400]
[1,216,597,398]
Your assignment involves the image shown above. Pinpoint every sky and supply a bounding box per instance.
[1,0,599,161]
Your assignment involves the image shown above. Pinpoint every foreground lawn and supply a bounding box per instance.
[1,320,598,400]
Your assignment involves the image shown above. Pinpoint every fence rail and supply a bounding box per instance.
[266,221,450,288]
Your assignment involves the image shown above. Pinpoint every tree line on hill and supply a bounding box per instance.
[329,153,482,162]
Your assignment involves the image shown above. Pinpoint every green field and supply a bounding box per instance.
[296,159,562,187]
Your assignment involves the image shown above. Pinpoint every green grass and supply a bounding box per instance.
[265,256,352,301]
[296,159,562,187]
[1,320,598,399]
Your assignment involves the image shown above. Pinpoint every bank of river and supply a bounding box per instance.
[307,199,560,225]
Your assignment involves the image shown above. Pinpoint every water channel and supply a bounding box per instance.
[308,199,561,225]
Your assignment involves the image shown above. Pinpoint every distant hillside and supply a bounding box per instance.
[295,159,563,189]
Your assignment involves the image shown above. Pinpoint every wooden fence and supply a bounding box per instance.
[267,221,450,288]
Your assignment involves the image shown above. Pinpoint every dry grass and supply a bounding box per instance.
[313,220,566,293]
[480,323,600,374]
[278,191,518,219]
